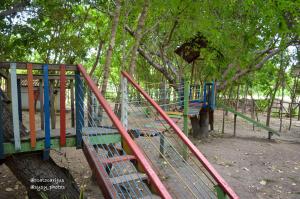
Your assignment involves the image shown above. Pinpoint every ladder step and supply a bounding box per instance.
[110,172,148,185]
[101,155,136,165]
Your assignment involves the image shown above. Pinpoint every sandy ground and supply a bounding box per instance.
[0,109,299,198]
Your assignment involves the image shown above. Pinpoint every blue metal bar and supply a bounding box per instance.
[0,93,4,159]
[17,79,22,122]
[43,64,51,160]
[211,81,215,110]
[75,70,83,148]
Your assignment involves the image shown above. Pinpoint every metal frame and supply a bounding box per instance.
[75,70,84,148]
[122,71,239,199]
[82,139,117,198]
[78,65,172,199]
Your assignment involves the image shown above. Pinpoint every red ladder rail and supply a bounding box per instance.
[77,65,172,199]
[122,71,239,199]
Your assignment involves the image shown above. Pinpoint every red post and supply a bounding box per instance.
[27,63,36,148]
[77,65,172,199]
[60,64,66,146]
[122,71,239,199]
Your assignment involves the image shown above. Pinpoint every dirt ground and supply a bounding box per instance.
[0,110,299,198]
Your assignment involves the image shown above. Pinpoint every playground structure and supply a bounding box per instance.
[140,79,282,140]
[0,62,239,199]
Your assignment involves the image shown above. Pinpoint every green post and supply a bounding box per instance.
[183,79,189,160]
[214,185,227,199]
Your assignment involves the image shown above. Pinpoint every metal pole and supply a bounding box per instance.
[183,79,189,160]
[10,63,21,151]
[120,76,128,130]
[43,64,51,160]
[75,70,84,148]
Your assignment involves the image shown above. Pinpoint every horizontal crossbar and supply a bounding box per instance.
[3,134,121,155]
[0,62,78,71]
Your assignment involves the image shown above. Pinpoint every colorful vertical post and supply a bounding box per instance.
[10,63,21,151]
[183,79,189,160]
[75,70,83,148]
[60,64,66,146]
[43,64,51,160]
[27,63,36,148]
[17,79,22,122]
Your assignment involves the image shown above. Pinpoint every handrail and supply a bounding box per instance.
[77,65,172,199]
[122,71,239,199]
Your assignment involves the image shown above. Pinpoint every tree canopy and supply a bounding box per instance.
[0,0,299,94]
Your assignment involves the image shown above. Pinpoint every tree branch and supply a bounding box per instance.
[89,40,104,76]
[137,47,177,87]
[129,0,149,75]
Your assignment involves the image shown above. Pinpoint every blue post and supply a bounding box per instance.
[43,64,51,160]
[75,71,83,148]
[0,93,4,159]
[211,81,216,110]
[17,79,22,122]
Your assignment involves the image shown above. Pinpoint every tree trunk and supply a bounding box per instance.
[225,85,233,116]
[242,84,248,113]
[101,0,121,96]
[279,69,285,132]
[235,84,240,111]
[89,40,104,77]
[288,76,298,130]
[129,0,149,75]
[0,90,79,199]
[266,77,280,128]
